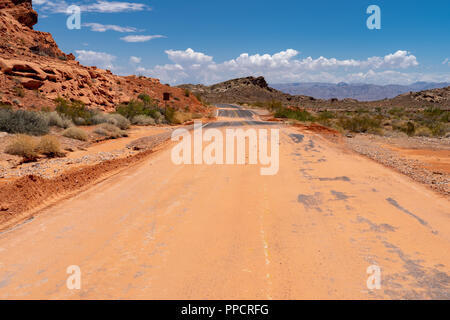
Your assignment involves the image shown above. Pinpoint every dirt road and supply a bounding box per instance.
[0,105,449,299]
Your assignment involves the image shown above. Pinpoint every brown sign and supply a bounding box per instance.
[163,92,170,101]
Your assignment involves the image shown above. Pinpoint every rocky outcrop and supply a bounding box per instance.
[0,0,37,29]
[0,0,205,112]
[178,76,318,105]
[410,87,450,104]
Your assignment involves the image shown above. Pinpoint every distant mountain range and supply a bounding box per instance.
[179,76,450,108]
[271,82,450,101]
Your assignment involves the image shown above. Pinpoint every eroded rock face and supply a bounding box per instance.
[0,0,205,112]
[0,0,37,29]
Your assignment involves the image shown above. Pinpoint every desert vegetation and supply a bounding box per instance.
[62,127,88,141]
[1,93,203,166]
[116,93,194,125]
[93,123,128,139]
[5,134,64,161]
[251,100,449,138]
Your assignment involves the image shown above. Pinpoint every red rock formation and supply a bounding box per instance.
[0,0,37,29]
[0,0,205,112]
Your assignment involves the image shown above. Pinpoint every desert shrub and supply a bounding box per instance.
[131,115,156,126]
[116,99,160,119]
[439,111,449,123]
[14,86,25,98]
[164,107,191,124]
[94,123,128,138]
[428,123,449,137]
[405,121,416,136]
[173,112,192,124]
[116,100,142,119]
[316,111,336,126]
[73,117,87,126]
[184,89,191,97]
[156,115,167,124]
[91,113,109,125]
[414,126,433,137]
[424,106,444,117]
[163,106,174,123]
[109,113,130,130]
[274,108,314,122]
[0,109,49,135]
[317,111,335,121]
[138,93,153,105]
[388,107,405,117]
[267,100,283,111]
[338,115,382,133]
[37,135,64,157]
[5,134,39,161]
[0,108,11,130]
[92,113,130,130]
[55,98,94,124]
[62,127,88,141]
[45,111,73,129]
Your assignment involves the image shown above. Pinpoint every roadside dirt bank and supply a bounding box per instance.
[0,130,175,232]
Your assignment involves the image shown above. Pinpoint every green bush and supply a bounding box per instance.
[62,127,88,141]
[338,115,382,133]
[55,98,94,125]
[138,93,153,105]
[0,109,49,135]
[184,89,191,97]
[267,100,283,111]
[117,100,157,119]
[274,108,314,122]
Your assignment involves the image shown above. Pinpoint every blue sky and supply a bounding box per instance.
[33,0,450,85]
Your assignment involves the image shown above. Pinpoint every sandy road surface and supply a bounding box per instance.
[0,105,449,299]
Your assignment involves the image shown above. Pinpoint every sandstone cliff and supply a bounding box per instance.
[0,0,205,112]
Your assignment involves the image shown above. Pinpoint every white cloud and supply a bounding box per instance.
[129,56,142,64]
[82,22,139,32]
[120,35,165,43]
[443,58,450,65]
[81,1,150,13]
[377,50,419,69]
[139,48,426,85]
[34,1,150,14]
[165,48,213,65]
[75,50,116,69]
